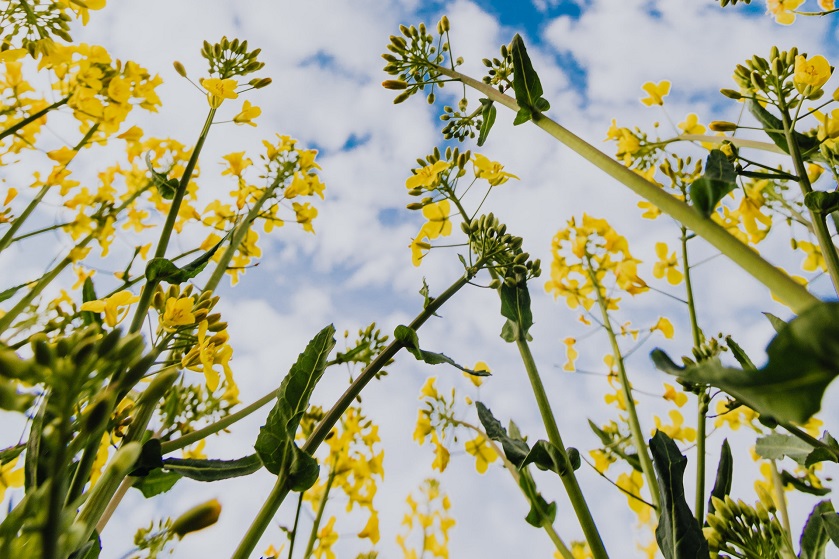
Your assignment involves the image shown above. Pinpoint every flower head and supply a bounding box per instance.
[640,81,671,106]
[472,154,518,186]
[794,54,832,94]
[766,0,805,25]
[80,290,140,327]
[201,77,238,107]
[233,100,261,126]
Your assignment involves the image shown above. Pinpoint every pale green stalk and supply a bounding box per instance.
[303,458,337,559]
[231,267,479,559]
[434,66,818,314]
[513,337,608,558]
[586,261,660,512]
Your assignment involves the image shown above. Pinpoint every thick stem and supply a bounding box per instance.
[515,337,608,559]
[435,66,818,313]
[231,269,477,559]
[587,263,660,511]
[779,106,839,295]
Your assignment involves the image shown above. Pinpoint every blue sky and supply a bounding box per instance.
[3,1,839,557]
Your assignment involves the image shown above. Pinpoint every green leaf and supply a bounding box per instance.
[145,235,227,284]
[650,431,709,559]
[162,453,262,482]
[724,336,756,370]
[707,439,733,520]
[476,401,530,467]
[255,325,335,491]
[755,433,815,465]
[518,468,557,528]
[393,325,491,377]
[805,191,839,215]
[0,281,30,304]
[652,302,839,424]
[498,282,532,342]
[781,469,831,496]
[764,312,787,333]
[146,152,178,200]
[747,99,820,157]
[800,501,835,559]
[806,432,839,467]
[689,150,737,218]
[81,277,102,326]
[521,440,578,476]
[477,98,496,146]
[67,531,101,559]
[288,445,319,491]
[820,511,839,549]
[129,438,164,477]
[132,469,181,498]
[509,34,550,126]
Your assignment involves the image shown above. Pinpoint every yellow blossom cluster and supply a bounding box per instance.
[397,478,455,559]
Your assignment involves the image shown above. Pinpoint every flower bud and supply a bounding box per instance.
[441,15,450,32]
[382,79,408,90]
[393,90,412,104]
[709,121,738,132]
[171,499,222,538]
[173,61,187,77]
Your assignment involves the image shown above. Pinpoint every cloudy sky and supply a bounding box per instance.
[4,0,839,557]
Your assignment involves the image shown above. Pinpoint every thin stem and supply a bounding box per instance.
[129,107,217,334]
[0,95,69,141]
[770,460,791,536]
[303,460,337,559]
[515,336,608,559]
[586,261,660,512]
[434,66,818,314]
[778,105,839,295]
[231,267,478,559]
[159,386,278,454]
[287,493,305,559]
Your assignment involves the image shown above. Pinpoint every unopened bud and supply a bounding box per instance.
[382,79,408,90]
[440,15,450,32]
[393,90,412,104]
[171,499,222,538]
[709,121,738,132]
[173,61,187,77]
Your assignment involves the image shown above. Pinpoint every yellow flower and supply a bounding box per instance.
[714,399,761,431]
[406,160,449,190]
[819,0,835,9]
[431,432,450,472]
[651,317,674,339]
[640,80,671,106]
[420,199,452,239]
[221,151,252,176]
[182,439,207,460]
[464,435,498,474]
[409,233,431,267]
[357,510,380,544]
[652,242,683,285]
[766,0,804,24]
[654,410,696,442]
[312,516,338,559]
[794,54,832,94]
[0,456,25,501]
[798,240,827,272]
[161,296,197,331]
[414,410,433,445]
[200,77,238,108]
[472,153,519,186]
[589,449,614,474]
[662,383,687,407]
[80,290,140,327]
[263,544,285,559]
[233,99,261,126]
[3,188,17,206]
[616,470,651,523]
[563,337,578,372]
[678,113,706,135]
[420,376,438,399]
[292,202,318,233]
[464,361,489,387]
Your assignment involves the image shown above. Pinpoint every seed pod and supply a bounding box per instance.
[171,499,222,538]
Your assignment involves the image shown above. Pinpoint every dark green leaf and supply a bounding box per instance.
[725,336,756,370]
[650,431,709,559]
[707,439,732,520]
[68,531,101,559]
[703,149,737,183]
[81,277,102,326]
[145,236,227,284]
[652,302,839,424]
[129,438,164,477]
[764,312,787,333]
[146,152,178,200]
[162,453,262,482]
[132,469,181,498]
[690,150,737,218]
[521,440,576,476]
[755,433,814,465]
[509,34,550,126]
[288,445,319,491]
[518,468,556,528]
[478,98,496,147]
[805,191,839,215]
[255,325,335,482]
[0,281,30,304]
[781,469,831,496]
[747,99,819,157]
[394,325,490,377]
[820,512,839,548]
[476,401,530,467]
[806,432,839,467]
[800,501,835,559]
[498,282,532,342]
[419,278,431,309]
[0,443,25,466]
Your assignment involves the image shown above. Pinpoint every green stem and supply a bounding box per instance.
[159,386,278,454]
[287,493,304,559]
[231,267,478,559]
[435,66,818,313]
[42,415,70,559]
[778,105,839,295]
[770,460,791,536]
[65,435,101,506]
[9,222,75,244]
[303,460,337,559]
[514,336,608,559]
[586,261,660,512]
[0,95,69,142]
[128,107,217,334]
